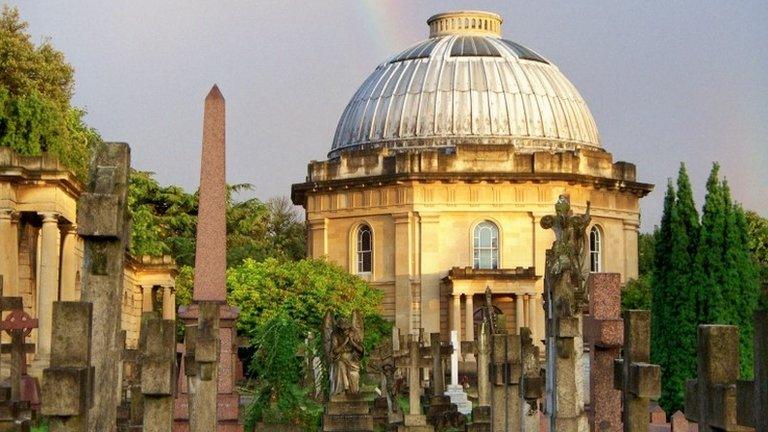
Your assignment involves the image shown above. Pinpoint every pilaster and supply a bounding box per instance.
[394,212,413,334]
[418,213,441,334]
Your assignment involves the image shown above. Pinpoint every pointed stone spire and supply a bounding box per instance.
[193,84,227,302]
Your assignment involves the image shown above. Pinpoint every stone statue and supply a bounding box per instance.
[540,194,591,315]
[323,310,364,395]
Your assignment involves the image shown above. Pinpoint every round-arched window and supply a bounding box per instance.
[357,225,373,274]
[473,221,499,270]
[589,226,602,272]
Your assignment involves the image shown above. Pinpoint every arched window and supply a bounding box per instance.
[357,225,373,274]
[473,221,499,269]
[589,226,602,272]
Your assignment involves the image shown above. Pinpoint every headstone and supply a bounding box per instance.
[41,302,95,432]
[139,313,176,432]
[395,340,433,432]
[585,273,623,432]
[613,310,661,432]
[174,85,241,432]
[520,327,543,432]
[684,325,740,431]
[669,411,688,432]
[77,141,131,432]
[467,322,491,432]
[540,195,591,432]
[444,331,471,415]
[0,295,37,431]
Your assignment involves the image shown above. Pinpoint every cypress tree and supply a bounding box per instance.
[651,179,675,377]
[695,164,728,323]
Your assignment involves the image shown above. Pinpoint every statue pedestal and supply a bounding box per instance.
[323,393,374,432]
[444,385,472,415]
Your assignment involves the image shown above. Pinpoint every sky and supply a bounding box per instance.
[8,0,767,230]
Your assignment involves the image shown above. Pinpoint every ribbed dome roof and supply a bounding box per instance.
[329,11,600,158]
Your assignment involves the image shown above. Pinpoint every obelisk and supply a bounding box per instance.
[174,85,242,432]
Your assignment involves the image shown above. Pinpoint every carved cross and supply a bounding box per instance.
[0,297,38,401]
[422,332,453,395]
[395,339,431,419]
[613,310,660,432]
[685,311,767,432]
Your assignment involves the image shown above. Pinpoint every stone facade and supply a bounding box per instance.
[292,145,652,345]
[0,147,177,374]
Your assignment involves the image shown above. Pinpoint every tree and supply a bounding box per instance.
[745,210,768,309]
[227,258,389,429]
[621,231,655,311]
[0,6,98,179]
[651,164,700,412]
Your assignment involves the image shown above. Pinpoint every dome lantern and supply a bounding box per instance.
[427,10,503,38]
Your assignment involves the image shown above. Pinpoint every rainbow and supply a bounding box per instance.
[355,0,419,55]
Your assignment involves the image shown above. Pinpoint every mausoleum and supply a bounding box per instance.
[292,10,653,346]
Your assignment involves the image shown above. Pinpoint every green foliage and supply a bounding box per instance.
[227,258,389,429]
[652,162,762,413]
[0,6,98,180]
[745,210,768,308]
[637,231,656,277]
[621,275,651,311]
[652,163,701,412]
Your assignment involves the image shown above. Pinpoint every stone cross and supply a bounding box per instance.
[395,339,433,431]
[425,332,453,395]
[684,324,740,431]
[684,310,767,432]
[520,327,543,431]
[139,312,176,432]
[41,302,95,432]
[490,332,522,432]
[613,310,660,432]
[584,273,624,432]
[77,141,131,432]
[540,195,591,432]
[0,295,37,431]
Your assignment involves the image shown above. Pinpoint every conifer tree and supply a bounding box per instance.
[695,164,728,323]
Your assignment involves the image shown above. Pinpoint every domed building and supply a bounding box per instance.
[292,11,652,345]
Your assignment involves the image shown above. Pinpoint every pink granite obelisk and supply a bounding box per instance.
[194,84,227,302]
[174,85,242,432]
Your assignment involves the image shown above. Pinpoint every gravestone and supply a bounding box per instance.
[77,141,130,432]
[540,195,591,432]
[466,321,491,432]
[139,312,176,432]
[40,302,95,432]
[395,340,433,432]
[423,332,463,430]
[684,325,740,431]
[584,273,623,432]
[0,295,37,431]
[444,330,471,416]
[613,310,660,432]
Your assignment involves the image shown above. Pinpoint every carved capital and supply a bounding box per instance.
[39,211,60,224]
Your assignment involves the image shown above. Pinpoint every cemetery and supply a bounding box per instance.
[0,5,766,432]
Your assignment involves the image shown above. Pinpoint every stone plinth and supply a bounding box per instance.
[173,304,241,432]
[322,393,374,432]
[444,385,471,415]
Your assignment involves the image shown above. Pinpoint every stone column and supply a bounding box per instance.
[162,286,175,320]
[515,293,524,333]
[59,224,79,301]
[142,285,154,312]
[464,293,474,342]
[0,208,19,295]
[394,212,414,335]
[36,211,60,365]
[451,293,462,343]
[527,293,536,328]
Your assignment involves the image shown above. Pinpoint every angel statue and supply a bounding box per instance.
[323,310,364,395]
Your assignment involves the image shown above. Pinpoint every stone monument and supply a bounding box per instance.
[613,310,660,432]
[584,273,624,432]
[321,310,374,432]
[540,194,590,432]
[174,85,241,432]
[444,331,471,416]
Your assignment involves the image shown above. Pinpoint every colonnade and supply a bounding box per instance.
[450,291,538,345]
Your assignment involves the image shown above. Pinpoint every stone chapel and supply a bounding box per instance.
[292,10,653,347]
